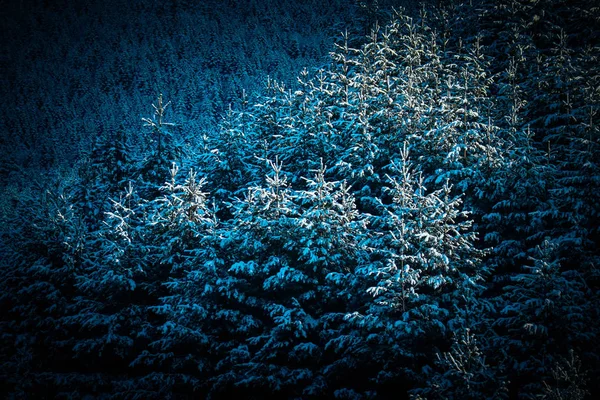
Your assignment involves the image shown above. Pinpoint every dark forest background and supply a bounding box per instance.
[1,0,599,398]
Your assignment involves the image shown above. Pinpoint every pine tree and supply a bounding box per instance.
[349,143,488,394]
[131,165,218,397]
[0,177,88,396]
[413,328,508,400]
[138,94,182,197]
[206,157,299,398]
[292,161,370,397]
[73,125,132,230]
[495,240,594,398]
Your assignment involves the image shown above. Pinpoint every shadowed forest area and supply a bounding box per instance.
[1,0,599,398]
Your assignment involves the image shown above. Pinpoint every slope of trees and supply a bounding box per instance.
[0,0,405,177]
[1,1,598,398]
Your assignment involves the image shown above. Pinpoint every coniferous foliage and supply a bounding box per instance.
[1,1,599,398]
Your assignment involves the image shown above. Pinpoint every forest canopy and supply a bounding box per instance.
[1,0,599,398]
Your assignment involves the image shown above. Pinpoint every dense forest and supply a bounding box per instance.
[1,0,599,398]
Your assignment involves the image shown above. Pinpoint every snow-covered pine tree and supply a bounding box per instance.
[200,94,264,202]
[69,181,154,394]
[344,143,488,395]
[292,161,370,398]
[542,349,589,400]
[274,68,342,183]
[207,157,299,398]
[480,126,552,275]
[495,240,594,398]
[412,327,508,400]
[138,94,182,198]
[0,176,89,396]
[129,164,218,397]
[73,125,133,230]
[205,158,372,398]
[407,32,497,201]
